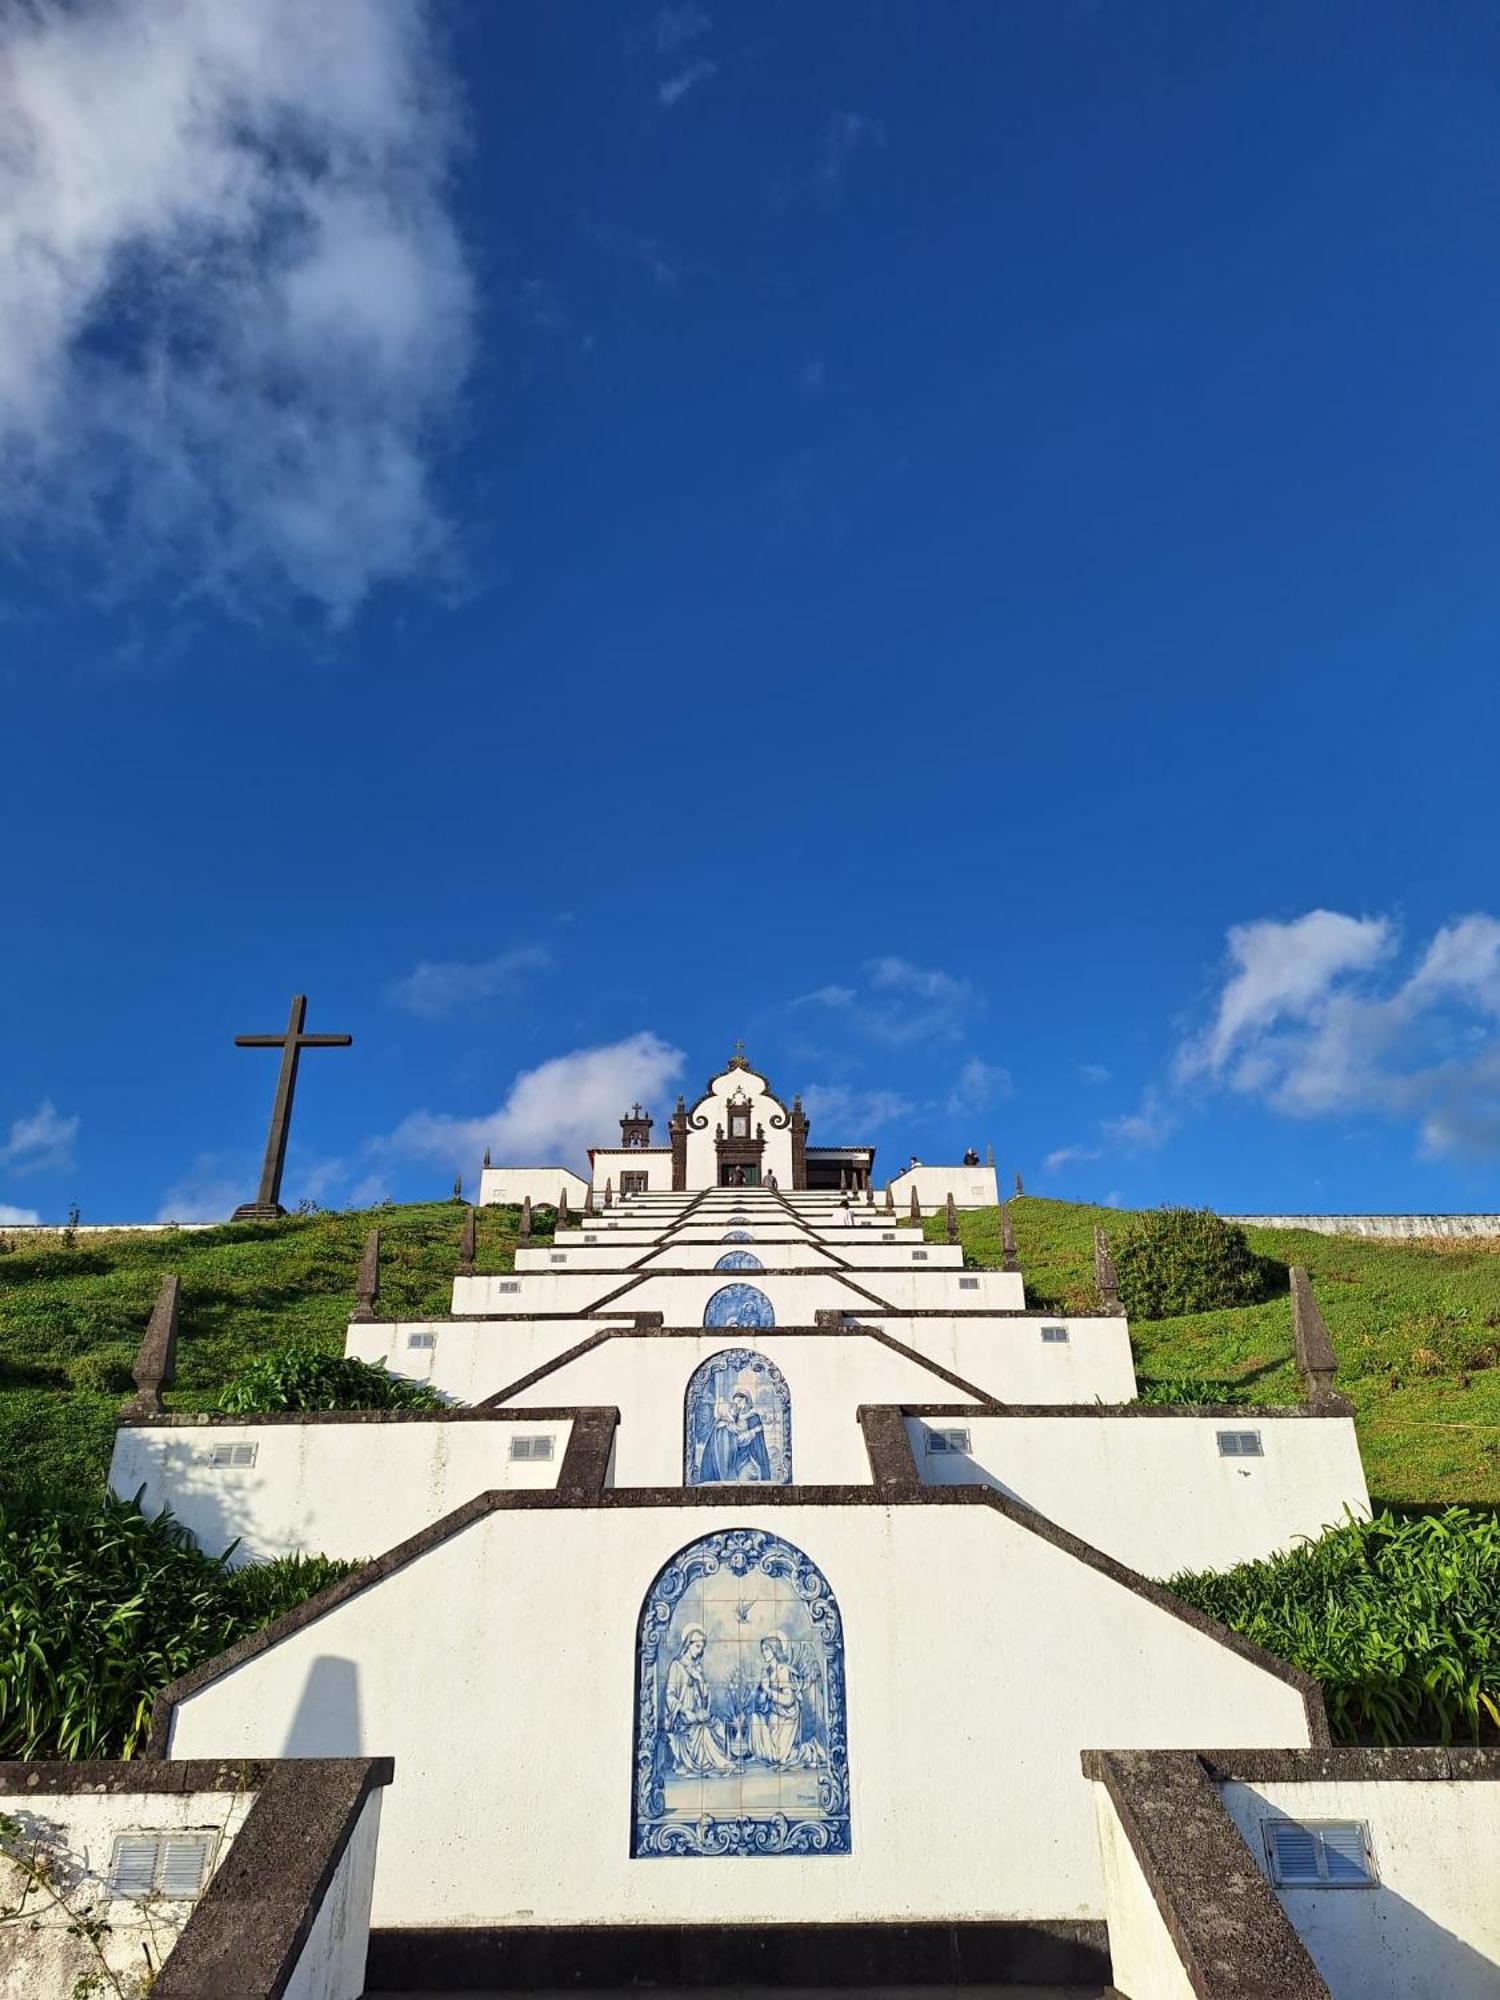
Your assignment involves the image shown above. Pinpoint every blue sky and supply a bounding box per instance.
[3,0,1500,1222]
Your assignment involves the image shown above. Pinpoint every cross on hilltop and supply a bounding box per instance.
[231,994,352,1221]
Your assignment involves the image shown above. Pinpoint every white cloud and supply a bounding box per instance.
[0,1204,41,1226]
[1076,1062,1111,1085]
[817,111,884,194]
[0,1100,79,1175]
[1102,1085,1174,1152]
[376,1032,686,1175]
[155,1152,247,1224]
[1176,909,1500,1159]
[799,1084,915,1137]
[1044,1144,1100,1174]
[659,59,717,105]
[790,961,979,1045]
[945,1057,1011,1116]
[388,945,552,1019]
[654,4,711,52]
[1178,910,1393,1080]
[0,0,474,624]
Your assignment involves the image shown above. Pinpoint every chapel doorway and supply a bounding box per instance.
[719,1164,760,1187]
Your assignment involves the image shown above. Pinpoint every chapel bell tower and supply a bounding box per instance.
[620,1102,653,1149]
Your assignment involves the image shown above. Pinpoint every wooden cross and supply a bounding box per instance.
[232,994,352,1220]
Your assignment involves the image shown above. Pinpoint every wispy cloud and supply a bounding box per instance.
[155,1151,250,1225]
[1043,1144,1101,1174]
[793,958,980,1048]
[0,1205,41,1227]
[0,0,474,625]
[945,1058,1012,1116]
[387,945,552,1020]
[816,110,884,195]
[654,4,711,52]
[0,1100,79,1175]
[800,1083,915,1137]
[1076,1062,1111,1085]
[374,1032,686,1175]
[659,58,717,106]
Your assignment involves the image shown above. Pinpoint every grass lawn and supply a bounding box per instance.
[923,1196,1500,1509]
[0,1201,536,1491]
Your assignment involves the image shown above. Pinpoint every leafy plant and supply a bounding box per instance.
[64,1348,137,1396]
[1135,1376,1248,1407]
[0,1482,355,1760]
[1111,1207,1275,1319]
[1169,1508,1500,1745]
[216,1343,443,1414]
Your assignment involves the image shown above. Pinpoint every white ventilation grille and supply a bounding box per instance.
[549,1253,566,1263]
[208,1441,257,1469]
[1041,1325,1069,1344]
[509,1434,555,1462]
[406,1332,436,1350]
[959,1277,979,1290]
[1264,1819,1373,1887]
[1218,1430,1264,1458]
[109,1831,216,1900]
[912,1250,928,1261]
[498,1281,519,1293]
[925,1427,971,1455]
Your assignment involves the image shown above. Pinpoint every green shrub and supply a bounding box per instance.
[217,1342,444,1414]
[1111,1206,1274,1319]
[1135,1376,1248,1407]
[64,1346,138,1395]
[0,1483,356,1759]
[1169,1508,1500,1745]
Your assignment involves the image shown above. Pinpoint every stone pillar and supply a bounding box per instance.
[458,1207,476,1278]
[945,1192,959,1243]
[122,1275,180,1419]
[1000,1200,1020,1273]
[884,1183,895,1214]
[1093,1224,1121,1314]
[790,1096,809,1190]
[909,1187,921,1222]
[518,1195,532,1241]
[353,1229,380,1321]
[1291,1266,1347,1410]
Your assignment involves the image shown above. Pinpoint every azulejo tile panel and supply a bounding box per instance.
[703,1282,775,1329]
[720,1230,754,1242]
[684,1347,792,1485]
[633,1528,850,1858]
[714,1250,763,1271]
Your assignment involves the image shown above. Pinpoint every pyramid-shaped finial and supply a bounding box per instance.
[353,1228,381,1320]
[123,1274,180,1417]
[1093,1224,1121,1314]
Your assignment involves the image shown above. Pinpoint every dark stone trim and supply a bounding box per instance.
[892,1401,1348,1421]
[555,1405,618,1496]
[155,1756,393,2000]
[857,1405,922,1491]
[148,1476,1326,1756]
[364,1917,1110,1991]
[117,1406,596,1431]
[1193,1746,1500,1784]
[476,1324,1003,1412]
[0,1759,276,1796]
[1080,1751,1330,1998]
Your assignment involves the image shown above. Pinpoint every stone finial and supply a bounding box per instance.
[557,1186,569,1226]
[604,1178,613,1209]
[945,1192,960,1243]
[451,1173,463,1202]
[482,1146,491,1168]
[884,1182,895,1214]
[865,1184,874,1207]
[583,1182,595,1218]
[1000,1200,1020,1273]
[909,1187,921,1222]
[1291,1266,1344,1409]
[123,1274,180,1417]
[353,1228,380,1320]
[1093,1224,1121,1314]
[518,1195,533,1241]
[1015,1170,1024,1197]
[458,1206,476,1277]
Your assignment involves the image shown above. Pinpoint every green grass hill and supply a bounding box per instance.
[1,1196,1497,1508]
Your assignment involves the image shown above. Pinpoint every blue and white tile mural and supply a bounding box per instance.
[720,1230,753,1242]
[685,1348,791,1485]
[703,1282,775,1330]
[714,1250,763,1272]
[632,1528,850,1857]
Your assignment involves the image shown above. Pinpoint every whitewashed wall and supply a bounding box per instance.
[167,1500,1314,1931]
[451,1267,1027,1319]
[492,1334,974,1485]
[478,1168,589,1210]
[347,1313,1136,1409]
[587,1150,675,1193]
[110,1418,571,1564]
[889,1165,1000,1209]
[0,1789,252,2000]
[909,1414,1370,1574]
[282,1789,383,2000]
[1220,1778,1500,1998]
[517,1238,966,1273]
[1090,1783,1196,2000]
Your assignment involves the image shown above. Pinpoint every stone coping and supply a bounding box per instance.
[116,1405,589,1431]
[1080,1750,1330,1998]
[1192,1747,1500,1784]
[895,1401,1336,1420]
[145,1420,1327,1757]
[0,1757,393,2000]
